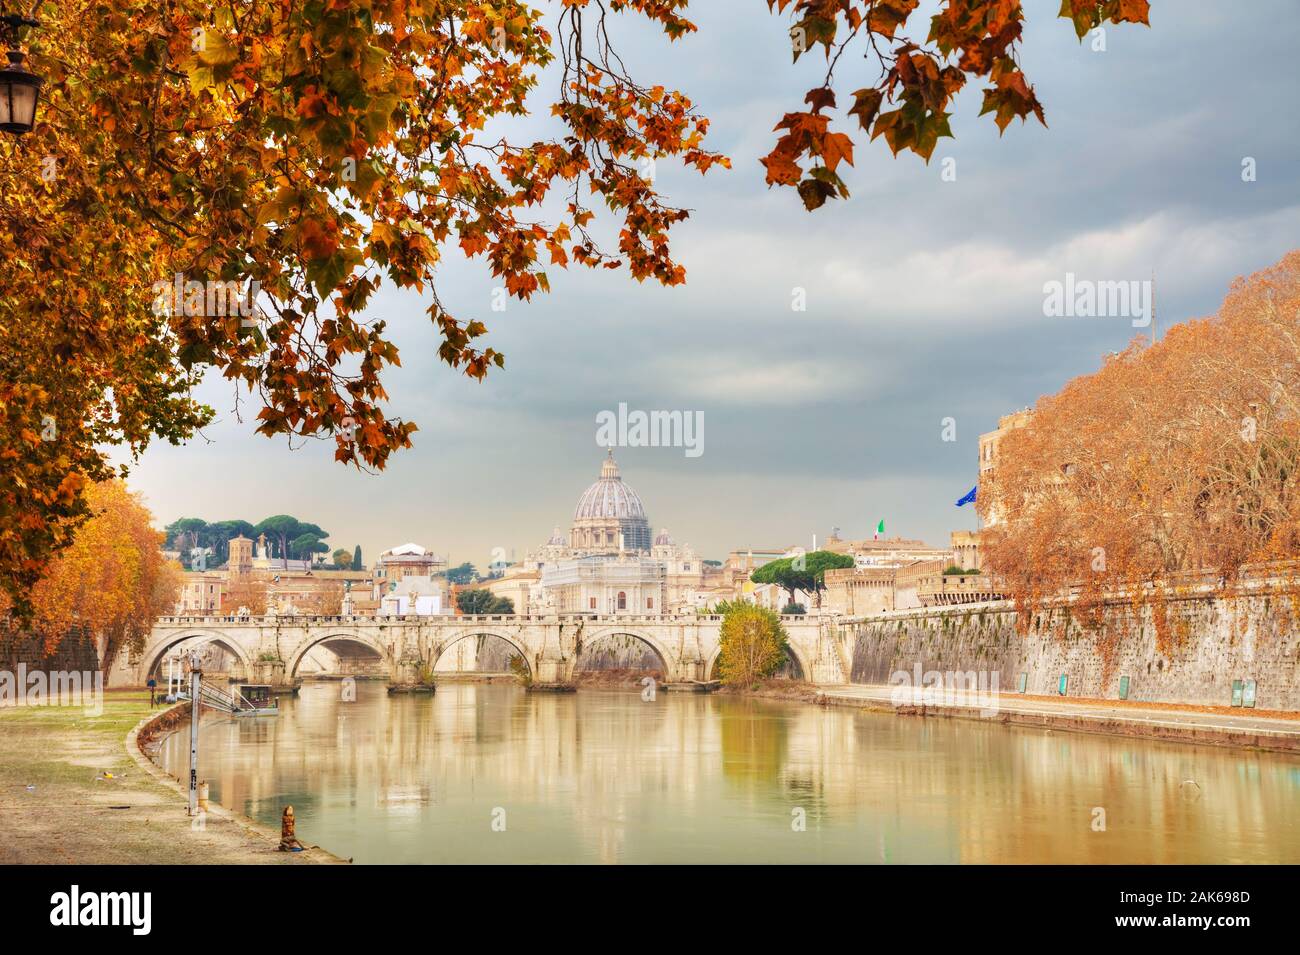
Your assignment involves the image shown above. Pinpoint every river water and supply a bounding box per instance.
[157,681,1300,864]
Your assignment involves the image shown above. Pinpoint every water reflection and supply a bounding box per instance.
[157,682,1300,864]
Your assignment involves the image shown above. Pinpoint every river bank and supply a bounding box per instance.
[705,675,1300,751]
[0,690,342,864]
[818,683,1300,754]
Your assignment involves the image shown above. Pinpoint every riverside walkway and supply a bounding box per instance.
[818,684,1300,754]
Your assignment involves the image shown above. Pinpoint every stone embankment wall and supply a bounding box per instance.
[843,592,1299,710]
[135,700,193,750]
[0,622,100,676]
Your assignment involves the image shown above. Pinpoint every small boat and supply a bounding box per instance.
[233,684,280,716]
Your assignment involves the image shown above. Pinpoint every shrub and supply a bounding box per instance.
[717,604,790,686]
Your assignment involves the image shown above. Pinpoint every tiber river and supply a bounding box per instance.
[158,681,1300,864]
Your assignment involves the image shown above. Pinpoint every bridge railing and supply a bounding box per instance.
[153,611,818,627]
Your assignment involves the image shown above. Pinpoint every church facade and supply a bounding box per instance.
[489,451,729,614]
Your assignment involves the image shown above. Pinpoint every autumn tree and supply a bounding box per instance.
[979,251,1300,654]
[223,576,268,617]
[290,582,345,616]
[0,480,180,676]
[0,1,1153,612]
[332,548,353,569]
[716,603,790,686]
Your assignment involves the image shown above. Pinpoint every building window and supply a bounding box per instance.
[617,591,626,610]
[646,597,653,609]
[589,597,597,610]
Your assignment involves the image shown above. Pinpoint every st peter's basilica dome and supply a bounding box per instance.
[570,450,652,552]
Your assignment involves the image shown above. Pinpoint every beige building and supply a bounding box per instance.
[915,568,1003,606]
[821,525,1005,616]
[718,548,788,602]
[820,529,953,616]
[950,530,981,572]
[176,571,226,614]
[485,567,540,613]
[539,555,667,614]
[979,408,1032,475]
[374,543,447,585]
[229,533,254,575]
[823,533,950,568]
[174,533,375,617]
[261,569,367,615]
[499,452,726,615]
[978,409,1032,526]
[821,560,946,616]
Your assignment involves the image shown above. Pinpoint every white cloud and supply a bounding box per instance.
[673,203,1300,329]
[654,354,868,405]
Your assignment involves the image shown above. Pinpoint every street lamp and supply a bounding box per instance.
[0,13,41,136]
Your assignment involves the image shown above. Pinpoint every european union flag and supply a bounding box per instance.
[955,486,977,507]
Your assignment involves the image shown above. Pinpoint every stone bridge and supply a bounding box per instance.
[112,613,852,688]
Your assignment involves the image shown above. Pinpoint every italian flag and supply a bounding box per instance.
[874,519,884,540]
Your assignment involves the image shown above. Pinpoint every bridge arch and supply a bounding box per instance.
[431,630,533,675]
[140,629,254,682]
[575,627,675,678]
[286,630,391,679]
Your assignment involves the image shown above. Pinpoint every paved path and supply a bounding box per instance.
[818,684,1300,752]
[0,693,344,864]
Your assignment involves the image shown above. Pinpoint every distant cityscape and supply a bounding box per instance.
[169,414,1031,628]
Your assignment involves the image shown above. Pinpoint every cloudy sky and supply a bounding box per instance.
[124,1,1300,568]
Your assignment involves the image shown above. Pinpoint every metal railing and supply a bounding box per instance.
[196,680,253,714]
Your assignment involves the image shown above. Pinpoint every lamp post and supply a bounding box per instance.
[187,649,201,817]
[0,12,41,136]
